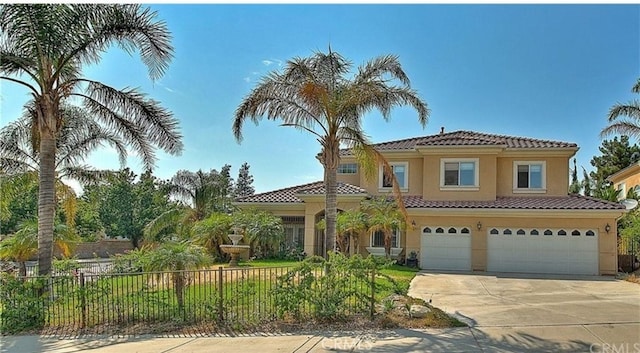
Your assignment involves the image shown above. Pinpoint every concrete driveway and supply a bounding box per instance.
[409,272,640,352]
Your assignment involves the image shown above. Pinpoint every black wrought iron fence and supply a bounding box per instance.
[0,265,376,335]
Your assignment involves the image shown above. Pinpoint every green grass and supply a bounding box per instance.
[376,264,419,299]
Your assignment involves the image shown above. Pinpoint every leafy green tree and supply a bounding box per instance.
[1,4,182,275]
[601,79,640,140]
[234,49,429,256]
[582,167,593,197]
[0,173,38,234]
[234,162,255,198]
[362,197,405,259]
[569,158,581,194]
[84,168,172,247]
[589,136,640,190]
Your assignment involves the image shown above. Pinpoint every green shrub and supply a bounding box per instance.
[273,253,389,321]
[0,274,47,333]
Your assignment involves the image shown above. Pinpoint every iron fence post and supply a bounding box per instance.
[218,267,223,323]
[370,268,375,320]
[79,272,87,329]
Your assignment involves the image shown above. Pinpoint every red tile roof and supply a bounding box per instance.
[340,130,578,155]
[234,181,368,203]
[401,195,624,210]
[236,181,623,210]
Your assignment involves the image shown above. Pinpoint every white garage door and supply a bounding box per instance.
[487,228,598,275]
[420,226,471,271]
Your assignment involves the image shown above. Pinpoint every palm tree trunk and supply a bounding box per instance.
[19,261,27,277]
[384,231,391,259]
[324,165,338,258]
[38,132,57,276]
[174,272,185,309]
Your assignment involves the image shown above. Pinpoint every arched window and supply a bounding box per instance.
[558,230,567,236]
[530,229,539,235]
[435,227,444,234]
[517,229,525,235]
[448,227,457,234]
[544,230,553,236]
[586,230,595,236]
[461,228,470,234]
[490,229,499,235]
[423,227,431,234]
[571,230,580,236]
[503,229,512,235]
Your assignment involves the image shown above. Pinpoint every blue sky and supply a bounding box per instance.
[1,4,639,193]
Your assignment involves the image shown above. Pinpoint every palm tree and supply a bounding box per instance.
[362,197,405,259]
[1,103,127,184]
[143,169,229,243]
[0,219,79,276]
[601,79,640,139]
[336,209,369,256]
[139,241,210,309]
[191,212,233,258]
[233,49,428,256]
[1,4,182,275]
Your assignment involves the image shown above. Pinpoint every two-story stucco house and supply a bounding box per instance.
[607,162,640,200]
[235,130,626,275]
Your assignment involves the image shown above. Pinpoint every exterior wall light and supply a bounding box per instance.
[605,223,611,233]
[477,221,482,230]
[411,220,417,227]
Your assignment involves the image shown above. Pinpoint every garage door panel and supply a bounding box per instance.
[487,228,598,275]
[421,233,471,271]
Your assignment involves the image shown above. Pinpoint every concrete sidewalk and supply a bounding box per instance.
[2,328,482,353]
[4,325,634,353]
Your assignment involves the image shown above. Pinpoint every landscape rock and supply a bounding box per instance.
[410,304,431,318]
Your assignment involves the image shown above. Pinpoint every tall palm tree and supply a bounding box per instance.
[0,103,127,184]
[1,4,182,275]
[362,197,405,259]
[601,79,640,139]
[233,49,428,256]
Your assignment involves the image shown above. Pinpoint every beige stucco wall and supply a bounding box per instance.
[612,173,640,198]
[421,154,498,201]
[355,157,424,196]
[496,157,570,197]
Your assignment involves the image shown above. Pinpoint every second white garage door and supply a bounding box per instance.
[420,226,471,271]
[487,228,599,275]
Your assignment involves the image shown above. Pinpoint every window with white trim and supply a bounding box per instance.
[371,229,400,248]
[513,161,546,192]
[379,162,408,190]
[338,163,358,174]
[440,158,479,188]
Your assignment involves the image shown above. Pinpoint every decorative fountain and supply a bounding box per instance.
[220,228,250,267]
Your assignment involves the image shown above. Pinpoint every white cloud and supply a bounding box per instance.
[262,60,273,66]
[243,77,251,82]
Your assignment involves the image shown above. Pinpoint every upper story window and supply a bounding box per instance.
[379,162,408,191]
[440,158,479,190]
[513,161,546,193]
[338,163,358,174]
